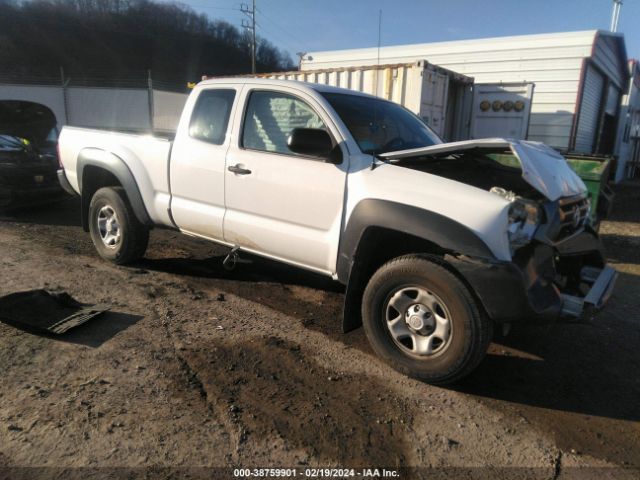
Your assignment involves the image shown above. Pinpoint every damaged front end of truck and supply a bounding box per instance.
[381,138,618,324]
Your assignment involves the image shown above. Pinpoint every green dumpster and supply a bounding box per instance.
[564,154,613,222]
[487,153,613,223]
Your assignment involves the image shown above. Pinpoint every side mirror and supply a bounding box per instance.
[287,128,341,163]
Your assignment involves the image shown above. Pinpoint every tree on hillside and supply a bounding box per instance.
[0,0,294,89]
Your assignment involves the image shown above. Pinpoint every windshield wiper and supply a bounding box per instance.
[370,153,394,170]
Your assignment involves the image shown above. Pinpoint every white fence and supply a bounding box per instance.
[0,83,188,132]
[67,87,152,130]
[152,89,189,131]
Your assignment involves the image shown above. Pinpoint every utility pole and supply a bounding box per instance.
[241,0,256,74]
[610,0,622,32]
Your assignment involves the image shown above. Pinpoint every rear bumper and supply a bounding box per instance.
[57,169,77,196]
[0,163,66,208]
[449,229,617,323]
[0,183,65,209]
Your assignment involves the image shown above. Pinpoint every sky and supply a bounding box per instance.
[171,0,639,63]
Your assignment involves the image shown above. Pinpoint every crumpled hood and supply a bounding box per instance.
[379,138,587,201]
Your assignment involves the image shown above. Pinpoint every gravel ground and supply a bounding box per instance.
[0,184,639,479]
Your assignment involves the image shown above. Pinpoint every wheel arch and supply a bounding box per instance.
[77,148,152,231]
[338,199,496,333]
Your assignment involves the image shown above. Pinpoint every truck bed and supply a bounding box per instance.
[58,126,174,226]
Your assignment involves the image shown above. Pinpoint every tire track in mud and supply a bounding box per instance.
[176,335,413,467]
[148,279,413,468]
[150,297,241,466]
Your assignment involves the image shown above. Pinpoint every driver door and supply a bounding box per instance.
[223,87,347,274]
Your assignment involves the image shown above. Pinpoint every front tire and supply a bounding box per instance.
[88,187,149,265]
[362,254,492,385]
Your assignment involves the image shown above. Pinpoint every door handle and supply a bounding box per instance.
[228,164,252,175]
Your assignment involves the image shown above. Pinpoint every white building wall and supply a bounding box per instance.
[613,62,640,181]
[302,30,625,152]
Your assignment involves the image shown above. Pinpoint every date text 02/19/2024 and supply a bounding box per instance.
[233,468,400,478]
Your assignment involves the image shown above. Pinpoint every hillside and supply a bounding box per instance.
[0,0,294,89]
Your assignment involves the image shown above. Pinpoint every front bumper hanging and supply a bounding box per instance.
[561,266,618,317]
[450,229,617,324]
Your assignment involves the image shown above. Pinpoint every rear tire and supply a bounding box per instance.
[362,254,492,385]
[88,186,149,265]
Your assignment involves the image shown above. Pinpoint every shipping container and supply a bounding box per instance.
[253,61,474,142]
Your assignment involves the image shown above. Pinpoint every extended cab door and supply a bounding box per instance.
[224,86,348,274]
[169,85,241,240]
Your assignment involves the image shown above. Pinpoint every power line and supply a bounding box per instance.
[255,6,307,51]
[254,21,298,57]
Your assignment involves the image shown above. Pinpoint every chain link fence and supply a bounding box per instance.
[0,70,189,133]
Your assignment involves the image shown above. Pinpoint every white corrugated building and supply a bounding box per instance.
[614,59,640,179]
[301,30,632,180]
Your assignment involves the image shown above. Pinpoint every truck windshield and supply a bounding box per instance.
[322,92,442,155]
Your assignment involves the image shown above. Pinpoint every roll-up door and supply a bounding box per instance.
[596,83,621,154]
[575,65,605,153]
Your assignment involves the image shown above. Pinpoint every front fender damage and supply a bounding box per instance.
[449,228,616,324]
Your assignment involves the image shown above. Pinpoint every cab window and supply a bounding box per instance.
[242,90,326,155]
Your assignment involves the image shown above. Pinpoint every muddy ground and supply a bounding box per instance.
[0,184,639,479]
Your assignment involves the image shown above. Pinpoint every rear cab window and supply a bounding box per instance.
[189,89,236,145]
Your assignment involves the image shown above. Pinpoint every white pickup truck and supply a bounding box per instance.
[57,78,617,384]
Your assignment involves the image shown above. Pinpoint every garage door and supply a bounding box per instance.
[575,65,605,153]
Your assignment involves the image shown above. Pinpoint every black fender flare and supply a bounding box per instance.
[338,199,497,332]
[77,148,153,231]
